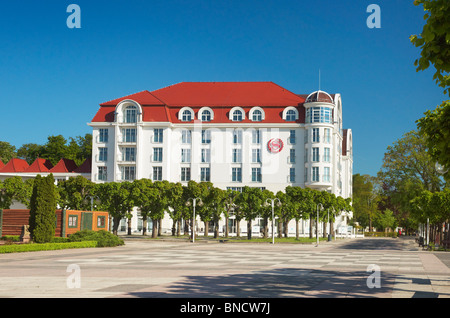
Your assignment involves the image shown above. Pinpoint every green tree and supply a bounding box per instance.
[0,141,16,164]
[28,174,57,243]
[410,0,450,96]
[377,130,443,229]
[57,176,95,210]
[236,187,263,240]
[95,182,130,235]
[374,209,397,233]
[416,100,450,180]
[17,143,43,164]
[0,177,27,210]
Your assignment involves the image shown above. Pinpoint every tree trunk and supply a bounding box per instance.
[278,221,282,238]
[127,217,132,235]
[112,216,121,236]
[142,216,147,236]
[247,219,252,240]
[203,221,209,237]
[152,218,158,238]
[296,220,299,240]
[236,220,241,237]
[225,216,229,238]
[309,215,313,239]
[158,219,162,236]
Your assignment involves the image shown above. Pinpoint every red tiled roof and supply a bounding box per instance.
[0,161,4,169]
[23,158,53,173]
[74,158,91,173]
[49,159,78,173]
[0,158,29,173]
[100,90,165,106]
[91,82,307,123]
[151,82,305,107]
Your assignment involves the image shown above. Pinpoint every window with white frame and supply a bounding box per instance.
[289,168,295,182]
[202,129,211,144]
[324,128,331,144]
[154,129,163,143]
[312,167,319,182]
[252,167,262,182]
[182,130,191,144]
[233,129,242,144]
[153,148,163,162]
[123,147,136,162]
[312,148,320,162]
[181,109,192,121]
[99,129,108,143]
[153,166,162,181]
[289,149,296,163]
[201,109,211,122]
[201,167,210,182]
[181,149,191,163]
[286,109,297,121]
[122,128,136,143]
[312,128,320,143]
[232,149,242,163]
[181,167,191,182]
[98,166,107,181]
[232,167,242,182]
[252,109,262,121]
[252,129,261,144]
[232,109,243,121]
[99,147,108,162]
[323,167,331,182]
[252,149,261,163]
[289,130,296,144]
[124,106,138,123]
[324,148,330,162]
[121,166,136,181]
[201,149,211,163]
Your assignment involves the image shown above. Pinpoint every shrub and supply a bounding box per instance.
[68,229,124,247]
[28,174,57,243]
[0,241,97,254]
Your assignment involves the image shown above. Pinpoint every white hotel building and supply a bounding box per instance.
[89,82,353,235]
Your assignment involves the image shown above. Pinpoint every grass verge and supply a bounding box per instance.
[0,241,97,254]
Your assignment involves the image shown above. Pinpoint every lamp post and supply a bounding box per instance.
[186,198,202,243]
[316,203,323,247]
[265,198,281,244]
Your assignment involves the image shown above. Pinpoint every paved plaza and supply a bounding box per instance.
[0,237,449,299]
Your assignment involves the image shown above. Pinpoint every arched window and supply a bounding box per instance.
[252,110,262,121]
[182,110,192,122]
[178,107,195,122]
[202,110,211,122]
[286,110,297,121]
[124,106,137,123]
[282,107,299,122]
[232,109,243,121]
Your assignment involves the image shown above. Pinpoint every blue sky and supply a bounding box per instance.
[0,0,446,176]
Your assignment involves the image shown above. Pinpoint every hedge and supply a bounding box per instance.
[364,232,398,238]
[0,241,97,254]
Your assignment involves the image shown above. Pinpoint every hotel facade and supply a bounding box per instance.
[88,82,353,235]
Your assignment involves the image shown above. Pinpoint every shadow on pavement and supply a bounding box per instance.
[122,267,446,298]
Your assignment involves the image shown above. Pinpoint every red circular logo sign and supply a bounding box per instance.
[268,138,284,153]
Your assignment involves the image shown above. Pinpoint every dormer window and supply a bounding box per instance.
[233,110,243,121]
[282,107,299,122]
[179,107,195,122]
[124,106,137,123]
[286,110,297,121]
[182,110,192,121]
[249,106,266,122]
[201,110,211,121]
